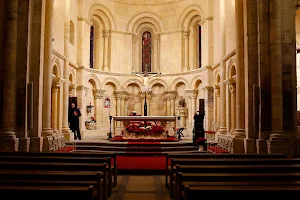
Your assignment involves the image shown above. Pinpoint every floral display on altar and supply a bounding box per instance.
[123,121,167,139]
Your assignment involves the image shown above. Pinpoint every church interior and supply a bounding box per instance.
[1,0,300,199]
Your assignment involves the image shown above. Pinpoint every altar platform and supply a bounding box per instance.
[109,135,179,142]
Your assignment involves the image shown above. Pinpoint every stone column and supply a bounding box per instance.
[51,79,61,132]
[114,91,127,128]
[218,0,227,134]
[224,80,231,134]
[213,85,220,131]
[183,30,190,72]
[146,91,152,116]
[42,0,54,139]
[267,0,288,154]
[185,89,198,127]
[76,85,88,132]
[156,34,161,73]
[229,84,236,133]
[234,0,245,138]
[62,0,71,136]
[132,34,136,72]
[178,108,187,128]
[103,30,110,71]
[166,97,171,116]
[93,89,104,129]
[203,86,214,131]
[0,0,19,151]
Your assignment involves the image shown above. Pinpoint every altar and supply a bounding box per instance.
[112,116,177,139]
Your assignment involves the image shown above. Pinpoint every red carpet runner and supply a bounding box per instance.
[116,155,166,170]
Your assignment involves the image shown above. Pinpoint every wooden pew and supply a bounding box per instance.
[0,162,108,200]
[168,158,300,195]
[165,153,285,188]
[183,185,300,200]
[177,172,300,200]
[0,171,101,200]
[0,155,113,195]
[0,151,118,187]
[174,164,300,196]
[0,185,94,200]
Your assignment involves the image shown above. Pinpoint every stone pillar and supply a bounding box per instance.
[213,85,220,131]
[185,89,198,128]
[41,0,54,141]
[0,0,19,151]
[234,0,245,139]
[166,97,171,116]
[218,0,227,134]
[267,0,289,154]
[146,91,152,116]
[224,80,231,134]
[202,86,214,131]
[103,30,110,71]
[62,0,72,136]
[51,79,61,132]
[132,34,136,72]
[183,30,190,71]
[178,108,187,128]
[93,89,104,129]
[229,84,236,133]
[156,34,161,73]
[114,91,128,129]
[76,85,88,132]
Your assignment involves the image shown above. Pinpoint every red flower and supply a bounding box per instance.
[125,122,165,135]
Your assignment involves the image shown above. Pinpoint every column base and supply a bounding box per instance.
[243,138,256,154]
[63,132,73,141]
[19,138,30,152]
[230,136,245,153]
[30,137,44,152]
[42,128,53,136]
[267,138,292,157]
[103,65,109,71]
[218,127,227,134]
[0,136,19,151]
[256,139,268,154]
[233,129,245,138]
[62,126,72,133]
[183,66,189,72]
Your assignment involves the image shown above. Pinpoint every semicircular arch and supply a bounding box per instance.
[85,74,101,89]
[170,77,189,90]
[88,3,116,30]
[149,79,169,90]
[127,12,166,32]
[122,79,143,90]
[102,77,121,90]
[178,4,204,30]
[190,75,203,89]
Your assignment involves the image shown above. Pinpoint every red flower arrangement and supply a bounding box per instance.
[196,137,207,145]
[125,122,165,135]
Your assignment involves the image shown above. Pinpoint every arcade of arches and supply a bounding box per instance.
[0,0,300,156]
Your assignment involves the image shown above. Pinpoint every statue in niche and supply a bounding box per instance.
[178,96,185,107]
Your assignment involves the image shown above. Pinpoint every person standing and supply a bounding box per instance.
[69,103,82,140]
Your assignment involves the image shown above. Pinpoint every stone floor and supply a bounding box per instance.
[109,175,171,200]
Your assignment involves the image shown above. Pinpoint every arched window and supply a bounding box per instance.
[70,20,74,45]
[90,26,94,68]
[142,31,151,72]
[199,26,202,68]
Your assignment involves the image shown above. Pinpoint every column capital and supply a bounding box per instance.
[69,84,77,90]
[213,85,220,97]
[76,85,89,92]
[114,90,129,100]
[229,85,236,94]
[185,89,198,99]
[103,30,110,38]
[52,78,62,89]
[156,33,161,42]
[163,91,177,100]
[93,89,105,99]
[183,30,190,38]
[202,86,214,91]
[224,78,236,85]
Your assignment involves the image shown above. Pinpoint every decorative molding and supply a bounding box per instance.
[69,61,79,69]
[52,49,66,61]
[93,89,105,99]
[113,0,181,6]
[223,49,236,62]
[185,89,198,99]
[77,16,93,26]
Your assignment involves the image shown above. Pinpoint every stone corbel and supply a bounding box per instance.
[103,30,111,38]
[183,30,190,38]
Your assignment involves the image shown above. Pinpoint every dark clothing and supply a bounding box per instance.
[69,107,82,140]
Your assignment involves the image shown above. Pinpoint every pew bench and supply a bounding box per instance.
[183,185,300,200]
[0,185,94,200]
[0,151,118,187]
[0,170,103,200]
[165,153,285,188]
[177,172,300,200]
[0,162,109,200]
[0,155,113,194]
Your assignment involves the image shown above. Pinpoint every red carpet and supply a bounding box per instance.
[116,155,166,170]
[127,142,160,145]
[56,146,74,152]
[208,146,229,154]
